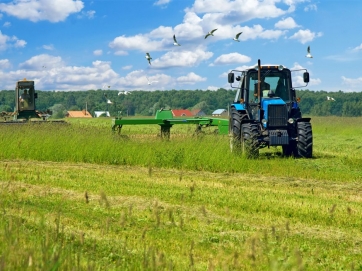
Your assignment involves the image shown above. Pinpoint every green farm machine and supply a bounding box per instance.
[112,109,229,138]
[1,78,61,123]
[227,59,313,158]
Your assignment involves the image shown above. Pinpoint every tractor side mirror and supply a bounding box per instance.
[228,72,234,83]
[303,72,309,83]
[34,93,38,99]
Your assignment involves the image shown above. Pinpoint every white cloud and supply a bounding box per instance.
[109,34,167,52]
[304,4,317,12]
[93,49,103,56]
[152,49,213,68]
[207,86,219,91]
[108,3,290,56]
[114,70,172,88]
[0,31,26,50]
[14,39,26,48]
[114,50,128,56]
[78,10,95,19]
[176,72,206,84]
[289,29,323,44]
[275,17,300,29]
[19,54,64,70]
[43,44,54,50]
[122,65,133,70]
[0,0,84,22]
[0,54,178,90]
[3,22,11,27]
[154,0,171,6]
[188,0,290,24]
[211,53,251,66]
[352,43,362,52]
[0,59,11,70]
[342,76,362,89]
[289,62,320,87]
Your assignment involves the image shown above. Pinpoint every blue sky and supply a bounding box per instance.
[0,0,362,92]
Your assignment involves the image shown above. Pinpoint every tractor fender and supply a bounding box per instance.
[232,103,246,111]
[296,118,311,123]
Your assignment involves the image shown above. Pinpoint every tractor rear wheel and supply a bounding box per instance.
[241,123,259,158]
[229,108,243,154]
[295,122,313,158]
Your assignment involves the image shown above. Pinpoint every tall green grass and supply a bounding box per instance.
[1,117,362,182]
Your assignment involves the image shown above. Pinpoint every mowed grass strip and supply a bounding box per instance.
[1,160,361,270]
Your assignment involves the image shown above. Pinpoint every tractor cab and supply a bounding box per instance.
[15,79,39,120]
[228,64,309,123]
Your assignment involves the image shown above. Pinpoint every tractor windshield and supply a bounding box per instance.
[247,70,291,103]
[18,85,35,111]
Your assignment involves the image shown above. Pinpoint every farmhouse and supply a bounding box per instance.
[171,109,193,117]
[191,109,206,116]
[212,109,227,116]
[94,111,110,117]
[66,110,92,118]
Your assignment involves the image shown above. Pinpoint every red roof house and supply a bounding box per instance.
[171,109,193,117]
[66,110,92,118]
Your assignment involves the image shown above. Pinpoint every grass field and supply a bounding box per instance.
[0,116,362,270]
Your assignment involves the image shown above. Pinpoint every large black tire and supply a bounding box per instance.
[295,122,313,158]
[229,108,242,154]
[241,123,259,159]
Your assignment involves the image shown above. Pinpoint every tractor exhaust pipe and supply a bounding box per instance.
[258,59,261,108]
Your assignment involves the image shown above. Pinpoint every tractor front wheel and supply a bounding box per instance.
[295,122,313,158]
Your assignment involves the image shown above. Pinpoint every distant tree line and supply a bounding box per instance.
[0,88,361,117]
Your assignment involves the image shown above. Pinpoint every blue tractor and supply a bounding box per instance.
[228,59,312,158]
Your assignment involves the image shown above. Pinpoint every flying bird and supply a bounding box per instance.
[103,93,112,103]
[205,29,217,39]
[118,91,130,95]
[306,46,313,58]
[233,32,242,42]
[145,52,152,65]
[173,34,181,46]
[327,96,335,101]
[146,77,158,85]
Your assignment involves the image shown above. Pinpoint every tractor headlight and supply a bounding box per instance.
[262,119,267,125]
[288,118,294,124]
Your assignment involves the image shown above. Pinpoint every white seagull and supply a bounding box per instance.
[306,46,313,58]
[146,77,158,85]
[233,32,243,42]
[118,91,130,95]
[327,96,335,101]
[173,34,181,46]
[205,29,217,39]
[145,52,152,65]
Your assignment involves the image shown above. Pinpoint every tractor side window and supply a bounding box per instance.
[275,76,290,101]
[248,72,258,103]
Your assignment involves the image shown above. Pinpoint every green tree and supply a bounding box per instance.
[49,104,67,119]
